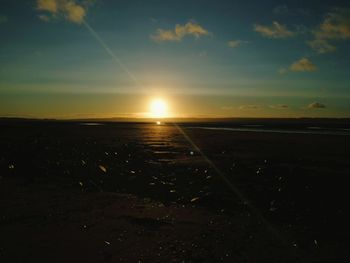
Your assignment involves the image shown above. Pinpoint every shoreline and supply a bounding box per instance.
[1,121,349,262]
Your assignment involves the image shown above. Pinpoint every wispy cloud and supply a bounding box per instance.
[151,21,210,42]
[278,68,288,74]
[64,1,86,23]
[269,104,289,109]
[38,14,51,22]
[290,57,317,72]
[0,15,8,24]
[254,21,295,38]
[239,105,261,110]
[280,58,317,73]
[308,39,337,54]
[273,5,289,15]
[273,5,309,16]
[308,8,350,53]
[227,40,248,48]
[36,0,89,24]
[314,8,350,40]
[308,102,326,109]
[37,0,58,13]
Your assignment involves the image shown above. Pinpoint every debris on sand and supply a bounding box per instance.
[256,167,262,175]
[191,197,200,203]
[99,165,107,173]
[269,200,277,212]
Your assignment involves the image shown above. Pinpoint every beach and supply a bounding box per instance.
[0,120,349,262]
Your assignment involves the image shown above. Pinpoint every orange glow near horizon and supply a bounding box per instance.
[149,98,169,118]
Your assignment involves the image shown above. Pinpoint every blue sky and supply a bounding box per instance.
[0,0,350,118]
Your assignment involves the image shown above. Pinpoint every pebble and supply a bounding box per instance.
[99,165,107,173]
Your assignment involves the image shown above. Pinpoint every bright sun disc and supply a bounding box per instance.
[150,99,168,118]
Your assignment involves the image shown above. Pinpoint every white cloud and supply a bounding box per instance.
[308,102,326,109]
[270,104,288,109]
[38,14,51,22]
[290,57,317,72]
[37,0,58,13]
[239,105,261,110]
[63,1,86,23]
[227,40,248,48]
[151,29,179,42]
[309,8,350,53]
[254,21,295,38]
[36,0,89,24]
[315,8,350,40]
[151,21,210,42]
[308,39,337,54]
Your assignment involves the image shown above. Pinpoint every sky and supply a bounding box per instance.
[0,0,350,118]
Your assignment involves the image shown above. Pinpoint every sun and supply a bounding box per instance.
[150,98,168,118]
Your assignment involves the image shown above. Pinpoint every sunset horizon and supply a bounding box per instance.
[1,0,350,118]
[1,1,350,262]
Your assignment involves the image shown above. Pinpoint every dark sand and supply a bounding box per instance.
[0,120,349,262]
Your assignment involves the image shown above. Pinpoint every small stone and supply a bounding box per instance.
[99,165,107,173]
[191,197,200,202]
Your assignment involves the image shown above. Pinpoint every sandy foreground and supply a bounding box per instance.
[0,121,349,262]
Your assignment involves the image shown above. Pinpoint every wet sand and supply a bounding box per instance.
[0,121,349,262]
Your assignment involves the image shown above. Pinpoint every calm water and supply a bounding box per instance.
[191,126,350,136]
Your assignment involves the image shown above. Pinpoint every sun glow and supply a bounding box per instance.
[150,98,168,118]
